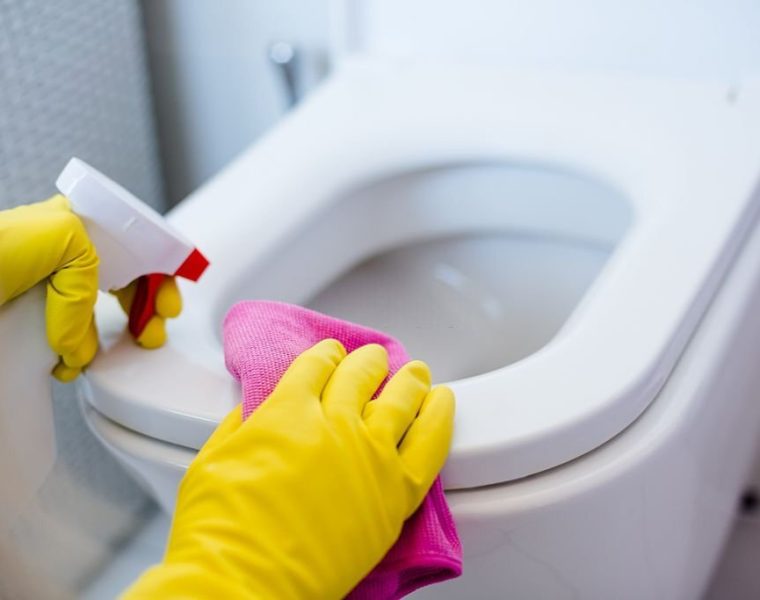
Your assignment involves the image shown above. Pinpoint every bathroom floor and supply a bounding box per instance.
[82,513,169,599]
[84,512,758,598]
[704,515,760,600]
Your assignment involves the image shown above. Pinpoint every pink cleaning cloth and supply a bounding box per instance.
[223,300,462,599]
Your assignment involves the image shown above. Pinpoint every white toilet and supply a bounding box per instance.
[65,2,760,598]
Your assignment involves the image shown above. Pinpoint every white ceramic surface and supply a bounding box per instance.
[82,61,760,488]
[308,233,610,382]
[330,0,760,81]
[0,285,57,522]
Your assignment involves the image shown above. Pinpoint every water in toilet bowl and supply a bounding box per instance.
[308,232,610,381]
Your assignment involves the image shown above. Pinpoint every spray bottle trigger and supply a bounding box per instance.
[127,273,167,339]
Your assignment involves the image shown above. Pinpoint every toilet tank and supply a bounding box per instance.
[331,0,760,79]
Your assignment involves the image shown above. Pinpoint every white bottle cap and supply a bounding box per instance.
[56,158,207,291]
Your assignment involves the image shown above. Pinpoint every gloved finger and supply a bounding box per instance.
[322,344,388,419]
[199,404,243,454]
[155,277,182,319]
[51,316,97,382]
[52,362,82,383]
[363,360,431,445]
[0,197,82,304]
[273,339,347,404]
[46,244,99,363]
[59,316,98,367]
[1,196,97,339]
[135,315,167,349]
[398,385,455,509]
[112,280,137,314]
[113,276,180,348]
[113,276,178,315]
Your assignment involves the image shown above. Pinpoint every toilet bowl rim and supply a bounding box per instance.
[86,64,760,488]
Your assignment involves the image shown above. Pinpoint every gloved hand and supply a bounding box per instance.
[0,195,181,381]
[0,195,98,381]
[112,275,182,349]
[123,339,455,600]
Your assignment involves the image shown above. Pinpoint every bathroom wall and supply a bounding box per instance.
[0,2,164,209]
[142,0,760,207]
[0,1,162,597]
[141,0,331,206]
[346,0,760,79]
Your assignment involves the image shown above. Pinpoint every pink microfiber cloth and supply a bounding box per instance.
[223,300,462,599]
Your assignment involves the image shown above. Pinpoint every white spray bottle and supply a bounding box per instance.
[56,158,209,336]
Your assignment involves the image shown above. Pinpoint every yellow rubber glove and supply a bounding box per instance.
[0,195,99,382]
[112,276,182,348]
[123,339,455,600]
[0,195,182,380]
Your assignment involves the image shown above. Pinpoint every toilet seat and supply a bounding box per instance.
[83,59,760,489]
